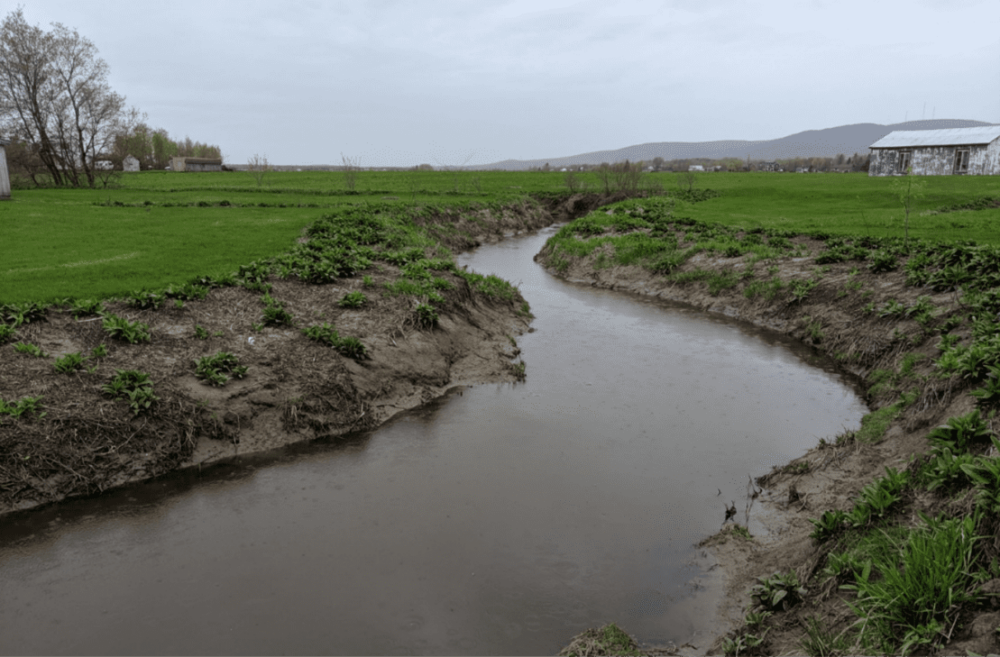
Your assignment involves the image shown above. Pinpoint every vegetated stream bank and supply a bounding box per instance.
[0,194,617,517]
[0,218,867,654]
[539,196,1000,655]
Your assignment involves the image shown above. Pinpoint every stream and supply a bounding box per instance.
[0,226,867,655]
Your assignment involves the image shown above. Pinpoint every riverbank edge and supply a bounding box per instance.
[0,192,635,520]
[539,223,996,654]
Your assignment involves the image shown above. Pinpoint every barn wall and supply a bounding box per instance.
[186,163,221,172]
[870,142,1000,176]
[868,150,896,176]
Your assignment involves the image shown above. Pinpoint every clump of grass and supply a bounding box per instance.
[102,370,159,415]
[194,352,249,386]
[842,513,978,655]
[194,325,210,340]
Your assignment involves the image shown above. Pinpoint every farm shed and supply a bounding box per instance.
[0,139,9,199]
[868,126,1000,176]
[170,156,222,172]
[123,155,140,172]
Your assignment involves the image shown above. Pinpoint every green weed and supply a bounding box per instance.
[102,314,151,343]
[13,342,45,357]
[301,323,369,361]
[750,571,807,612]
[102,370,159,415]
[415,303,439,328]
[0,395,45,419]
[339,291,368,308]
[194,352,249,386]
[53,352,86,374]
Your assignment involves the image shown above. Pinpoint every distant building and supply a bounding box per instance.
[123,155,140,172]
[0,138,10,200]
[758,162,781,172]
[688,165,704,172]
[170,156,223,172]
[869,126,1000,176]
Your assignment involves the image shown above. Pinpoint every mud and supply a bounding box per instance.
[0,194,623,518]
[537,226,999,655]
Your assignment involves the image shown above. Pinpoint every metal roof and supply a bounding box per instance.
[870,126,1000,148]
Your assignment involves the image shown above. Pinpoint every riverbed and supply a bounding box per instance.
[0,226,866,654]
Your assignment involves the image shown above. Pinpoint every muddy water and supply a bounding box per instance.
[0,226,866,655]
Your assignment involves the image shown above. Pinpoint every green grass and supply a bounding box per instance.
[6,170,1000,305]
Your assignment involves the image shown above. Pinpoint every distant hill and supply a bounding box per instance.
[472,119,997,171]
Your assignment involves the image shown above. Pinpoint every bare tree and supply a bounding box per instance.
[247,153,270,188]
[0,9,129,187]
[341,153,360,191]
[679,171,696,192]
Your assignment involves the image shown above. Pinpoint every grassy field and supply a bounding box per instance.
[3,169,1000,304]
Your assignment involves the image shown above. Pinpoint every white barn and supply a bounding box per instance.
[868,126,1000,176]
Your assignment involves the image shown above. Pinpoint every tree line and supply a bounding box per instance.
[528,153,871,174]
[0,9,221,188]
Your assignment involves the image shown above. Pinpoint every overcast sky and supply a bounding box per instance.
[16,0,1000,166]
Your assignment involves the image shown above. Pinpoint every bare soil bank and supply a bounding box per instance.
[538,227,1000,655]
[0,194,626,519]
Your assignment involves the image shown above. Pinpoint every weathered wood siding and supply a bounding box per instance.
[870,141,1000,176]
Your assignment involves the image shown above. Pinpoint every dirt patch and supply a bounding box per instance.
[538,225,1000,654]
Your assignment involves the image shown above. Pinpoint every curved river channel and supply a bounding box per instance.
[0,226,867,655]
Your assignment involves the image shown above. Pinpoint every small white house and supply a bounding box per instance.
[688,165,704,172]
[0,138,10,199]
[869,126,1000,176]
[123,155,140,172]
